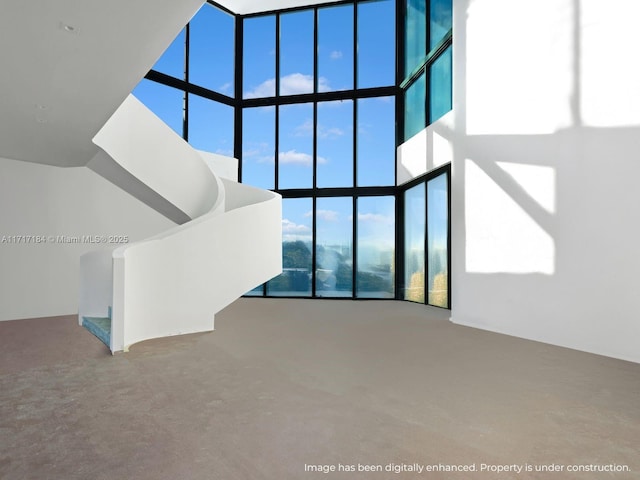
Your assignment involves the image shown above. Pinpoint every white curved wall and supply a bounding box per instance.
[111,184,281,351]
[94,95,220,221]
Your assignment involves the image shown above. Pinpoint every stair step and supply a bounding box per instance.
[82,316,111,348]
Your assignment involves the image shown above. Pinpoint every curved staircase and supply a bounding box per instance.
[79,95,282,353]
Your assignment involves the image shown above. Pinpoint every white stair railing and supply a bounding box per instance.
[80,95,281,353]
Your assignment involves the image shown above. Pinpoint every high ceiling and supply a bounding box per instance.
[0,0,203,167]
[215,0,343,15]
[0,0,344,169]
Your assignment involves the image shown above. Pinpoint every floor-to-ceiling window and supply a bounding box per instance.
[132,0,451,306]
[401,165,450,307]
[399,0,452,308]
[240,0,397,299]
[132,3,236,154]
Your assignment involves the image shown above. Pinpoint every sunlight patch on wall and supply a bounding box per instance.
[580,0,640,127]
[465,159,555,274]
[465,0,574,135]
[496,162,556,214]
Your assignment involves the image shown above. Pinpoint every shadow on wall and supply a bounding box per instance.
[423,0,640,362]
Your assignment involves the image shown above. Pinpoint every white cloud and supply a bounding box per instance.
[303,209,340,222]
[244,73,331,98]
[330,50,343,60]
[282,219,311,234]
[278,150,327,166]
[218,82,232,93]
[358,213,393,224]
[278,150,313,166]
[318,125,345,139]
[294,120,345,139]
[244,78,276,99]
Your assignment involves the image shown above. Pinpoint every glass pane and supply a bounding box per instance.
[187,94,234,156]
[404,72,426,141]
[427,172,448,307]
[318,5,354,92]
[243,15,276,99]
[317,100,353,188]
[190,4,234,95]
[357,196,395,298]
[316,197,353,297]
[404,183,425,302]
[268,198,312,296]
[245,285,264,296]
[132,79,184,137]
[357,97,395,187]
[280,10,314,95]
[429,46,452,124]
[405,0,426,77]
[430,0,452,50]
[278,103,314,189]
[357,0,395,88]
[242,106,275,189]
[152,28,185,79]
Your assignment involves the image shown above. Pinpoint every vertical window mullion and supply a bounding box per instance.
[183,24,190,141]
[311,196,317,298]
[352,195,358,297]
[235,16,244,180]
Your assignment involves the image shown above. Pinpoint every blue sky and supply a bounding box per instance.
[133,0,399,254]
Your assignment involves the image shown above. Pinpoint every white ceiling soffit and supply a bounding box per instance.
[216,0,344,15]
[0,0,204,168]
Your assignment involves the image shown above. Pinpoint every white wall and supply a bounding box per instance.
[0,157,174,321]
[399,0,640,363]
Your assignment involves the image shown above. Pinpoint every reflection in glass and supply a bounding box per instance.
[429,46,452,124]
[132,79,184,137]
[190,4,234,95]
[316,198,353,297]
[357,97,395,187]
[245,285,264,296]
[152,28,185,79]
[280,10,314,95]
[268,198,313,296]
[405,0,426,77]
[430,0,452,50]
[404,184,425,302]
[188,94,234,156]
[242,106,275,190]
[357,196,395,298]
[317,100,353,188]
[318,4,354,92]
[404,72,426,141]
[427,173,448,307]
[278,103,314,189]
[357,0,395,88]
[243,15,276,99]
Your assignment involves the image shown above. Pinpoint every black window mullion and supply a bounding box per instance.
[311,197,317,297]
[235,16,244,180]
[276,13,281,97]
[183,24,190,141]
[275,105,280,190]
[353,1,358,90]
[424,175,430,305]
[314,8,319,94]
[352,196,358,297]
[395,188,404,300]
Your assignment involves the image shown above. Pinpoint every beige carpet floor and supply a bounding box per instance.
[1,298,639,479]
